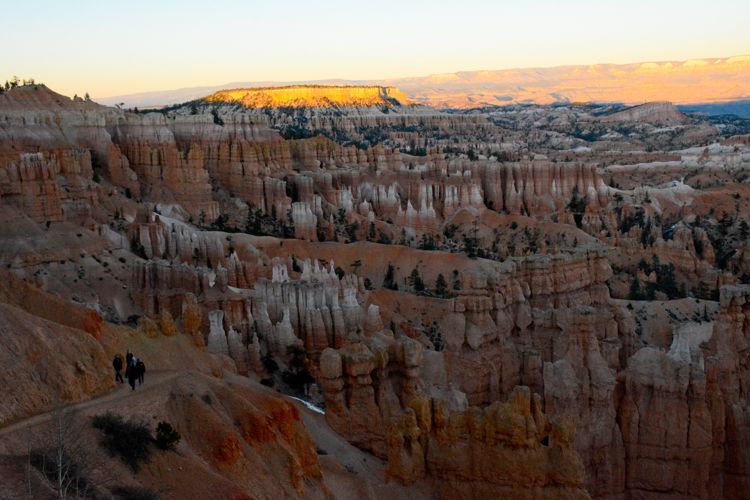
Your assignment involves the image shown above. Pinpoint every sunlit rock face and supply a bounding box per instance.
[205,85,412,108]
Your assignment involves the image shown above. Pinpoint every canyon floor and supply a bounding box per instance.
[1,83,750,498]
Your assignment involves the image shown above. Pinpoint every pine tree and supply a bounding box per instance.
[434,273,448,297]
[628,277,643,301]
[351,260,362,274]
[383,264,398,290]
[408,268,425,293]
[740,219,749,239]
[568,186,587,229]
[697,281,709,299]
[464,224,479,258]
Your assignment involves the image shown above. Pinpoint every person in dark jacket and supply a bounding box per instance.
[135,359,145,385]
[113,354,124,384]
[125,359,137,390]
[126,351,133,368]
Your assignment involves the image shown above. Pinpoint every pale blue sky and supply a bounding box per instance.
[1,0,748,98]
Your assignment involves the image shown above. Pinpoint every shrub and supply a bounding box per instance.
[282,346,314,395]
[345,222,359,242]
[628,277,645,301]
[619,207,646,234]
[418,233,437,250]
[463,234,479,259]
[377,231,392,244]
[92,412,152,471]
[443,224,458,239]
[130,236,147,259]
[155,421,181,451]
[334,266,345,279]
[262,354,279,374]
[426,322,444,351]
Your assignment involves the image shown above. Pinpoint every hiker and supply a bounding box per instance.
[126,350,133,367]
[125,357,137,391]
[136,359,145,385]
[112,354,124,383]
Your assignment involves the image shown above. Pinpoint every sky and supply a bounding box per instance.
[1,0,749,99]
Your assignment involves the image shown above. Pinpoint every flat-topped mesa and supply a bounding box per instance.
[204,85,412,108]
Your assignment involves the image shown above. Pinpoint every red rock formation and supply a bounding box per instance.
[704,286,750,498]
[0,150,97,224]
[113,116,219,220]
[318,332,423,457]
[386,386,588,499]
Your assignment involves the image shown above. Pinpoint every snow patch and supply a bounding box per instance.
[289,396,325,415]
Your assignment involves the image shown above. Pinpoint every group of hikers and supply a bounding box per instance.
[112,351,146,391]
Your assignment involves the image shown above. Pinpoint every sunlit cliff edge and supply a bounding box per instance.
[204,85,411,108]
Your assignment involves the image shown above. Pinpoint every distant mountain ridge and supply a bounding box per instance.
[99,55,750,110]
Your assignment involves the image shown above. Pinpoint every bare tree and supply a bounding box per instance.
[24,426,35,500]
[26,403,111,499]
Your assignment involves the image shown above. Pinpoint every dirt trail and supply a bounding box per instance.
[0,370,179,439]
